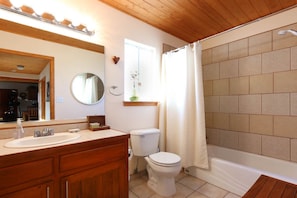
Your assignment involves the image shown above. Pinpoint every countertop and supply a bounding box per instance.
[0,129,129,156]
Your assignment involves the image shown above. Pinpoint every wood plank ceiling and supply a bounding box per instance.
[0,50,50,75]
[100,0,297,43]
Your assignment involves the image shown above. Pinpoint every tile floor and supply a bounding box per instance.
[129,171,241,198]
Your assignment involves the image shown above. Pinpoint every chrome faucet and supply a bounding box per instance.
[43,128,54,136]
[34,128,54,137]
[34,130,41,137]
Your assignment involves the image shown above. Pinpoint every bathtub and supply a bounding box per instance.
[185,145,297,196]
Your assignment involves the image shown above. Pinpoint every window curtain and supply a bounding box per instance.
[159,41,209,169]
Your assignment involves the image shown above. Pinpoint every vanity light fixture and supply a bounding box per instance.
[0,0,95,36]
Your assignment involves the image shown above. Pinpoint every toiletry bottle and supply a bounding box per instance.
[15,118,24,139]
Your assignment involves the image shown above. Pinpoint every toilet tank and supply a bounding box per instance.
[130,128,160,156]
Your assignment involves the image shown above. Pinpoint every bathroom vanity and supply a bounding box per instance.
[0,130,129,198]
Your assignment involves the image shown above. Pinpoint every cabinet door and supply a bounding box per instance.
[1,182,53,198]
[62,159,128,198]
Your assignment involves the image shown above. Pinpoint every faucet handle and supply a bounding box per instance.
[34,130,41,137]
[42,128,54,136]
[48,128,54,135]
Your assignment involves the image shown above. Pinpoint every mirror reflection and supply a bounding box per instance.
[71,73,104,105]
[0,49,53,122]
[0,82,38,122]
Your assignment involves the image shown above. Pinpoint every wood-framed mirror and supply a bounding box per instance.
[0,18,104,123]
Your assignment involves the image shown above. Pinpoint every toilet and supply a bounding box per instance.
[130,128,181,197]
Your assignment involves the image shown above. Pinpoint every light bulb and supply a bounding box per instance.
[10,0,23,9]
[71,19,80,27]
[86,24,95,32]
[53,13,64,23]
[31,2,45,17]
[33,7,44,17]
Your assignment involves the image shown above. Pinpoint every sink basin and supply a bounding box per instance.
[4,133,81,148]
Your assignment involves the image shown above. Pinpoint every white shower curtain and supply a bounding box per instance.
[159,41,209,169]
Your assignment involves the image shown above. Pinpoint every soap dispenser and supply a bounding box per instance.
[15,118,24,139]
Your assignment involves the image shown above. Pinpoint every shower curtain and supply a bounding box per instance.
[159,41,208,169]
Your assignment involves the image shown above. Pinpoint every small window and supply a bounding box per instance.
[124,39,158,102]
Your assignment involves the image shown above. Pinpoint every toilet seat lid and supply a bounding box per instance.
[149,152,181,166]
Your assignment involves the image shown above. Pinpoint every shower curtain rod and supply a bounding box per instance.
[169,42,196,53]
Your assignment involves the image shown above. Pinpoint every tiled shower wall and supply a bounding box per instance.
[202,23,297,163]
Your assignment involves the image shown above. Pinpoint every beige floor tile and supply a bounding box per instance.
[129,172,237,198]
[130,183,155,198]
[187,191,208,198]
[150,194,172,198]
[175,171,187,181]
[129,190,139,198]
[197,183,228,198]
[173,183,194,197]
[224,193,241,198]
[134,179,194,198]
[129,172,148,188]
[178,176,206,190]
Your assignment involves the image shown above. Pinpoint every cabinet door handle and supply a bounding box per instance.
[65,180,69,198]
[46,186,50,198]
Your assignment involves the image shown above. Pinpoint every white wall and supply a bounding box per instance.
[0,0,187,132]
[93,2,187,132]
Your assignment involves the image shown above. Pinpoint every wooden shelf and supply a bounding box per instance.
[89,126,110,131]
[87,115,110,131]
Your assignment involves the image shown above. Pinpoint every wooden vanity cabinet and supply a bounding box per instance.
[0,151,55,198]
[0,134,129,198]
[61,159,126,198]
[1,182,54,198]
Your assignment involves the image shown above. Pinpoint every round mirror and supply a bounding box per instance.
[71,73,104,105]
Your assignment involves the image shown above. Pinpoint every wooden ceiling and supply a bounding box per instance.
[0,50,50,75]
[100,0,297,43]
